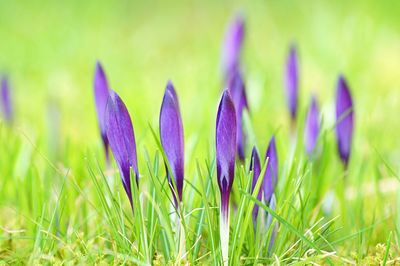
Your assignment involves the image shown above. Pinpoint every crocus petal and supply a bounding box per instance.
[228,70,249,160]
[304,96,320,156]
[284,45,298,121]
[216,90,237,218]
[222,14,245,79]
[266,194,276,229]
[335,75,354,167]
[1,77,13,123]
[105,90,138,205]
[160,80,184,204]
[250,147,261,220]
[94,61,110,161]
[264,136,278,203]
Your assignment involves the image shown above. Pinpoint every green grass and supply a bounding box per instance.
[1,0,400,264]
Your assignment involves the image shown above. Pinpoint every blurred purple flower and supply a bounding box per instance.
[264,136,278,204]
[250,147,261,220]
[221,14,245,79]
[160,81,184,205]
[105,90,138,205]
[284,45,299,121]
[94,61,110,162]
[264,137,278,251]
[335,75,354,167]
[227,70,249,160]
[216,90,237,218]
[304,96,320,157]
[1,77,13,123]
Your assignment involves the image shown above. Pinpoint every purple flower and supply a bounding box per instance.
[304,96,320,157]
[216,90,237,218]
[221,14,245,79]
[284,45,299,121]
[335,75,354,167]
[264,136,278,204]
[250,147,261,220]
[159,81,184,205]
[105,90,139,205]
[1,77,13,123]
[94,61,111,162]
[227,70,249,161]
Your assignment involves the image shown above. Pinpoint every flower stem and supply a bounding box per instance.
[220,205,229,266]
[172,203,186,262]
[176,212,186,261]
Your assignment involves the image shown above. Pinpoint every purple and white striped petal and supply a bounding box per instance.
[221,14,245,79]
[105,90,138,205]
[284,45,299,121]
[94,61,110,161]
[1,77,13,123]
[304,96,320,157]
[160,80,184,204]
[263,136,278,204]
[250,147,261,220]
[335,75,354,167]
[228,70,249,160]
[216,90,237,218]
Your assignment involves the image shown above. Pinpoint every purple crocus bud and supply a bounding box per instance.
[304,96,320,157]
[94,61,110,162]
[1,77,13,123]
[284,45,299,122]
[216,90,237,218]
[263,136,278,204]
[335,75,354,167]
[159,81,184,205]
[250,147,261,220]
[105,90,139,205]
[228,70,249,161]
[221,14,245,79]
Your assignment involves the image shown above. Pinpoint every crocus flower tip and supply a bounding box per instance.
[105,90,139,205]
[285,44,299,121]
[95,61,106,77]
[1,76,13,123]
[250,146,262,220]
[251,146,257,155]
[93,61,111,162]
[216,90,237,218]
[290,43,297,54]
[222,13,245,79]
[250,146,261,179]
[264,136,278,204]
[165,80,176,95]
[227,70,249,161]
[335,75,354,167]
[304,95,320,157]
[160,80,184,204]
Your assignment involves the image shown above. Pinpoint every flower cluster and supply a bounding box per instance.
[88,14,354,265]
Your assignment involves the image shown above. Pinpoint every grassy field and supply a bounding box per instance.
[1,0,400,264]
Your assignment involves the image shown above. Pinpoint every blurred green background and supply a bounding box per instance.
[1,0,399,150]
[1,0,399,163]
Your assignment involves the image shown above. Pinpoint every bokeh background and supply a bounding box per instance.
[1,0,399,163]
